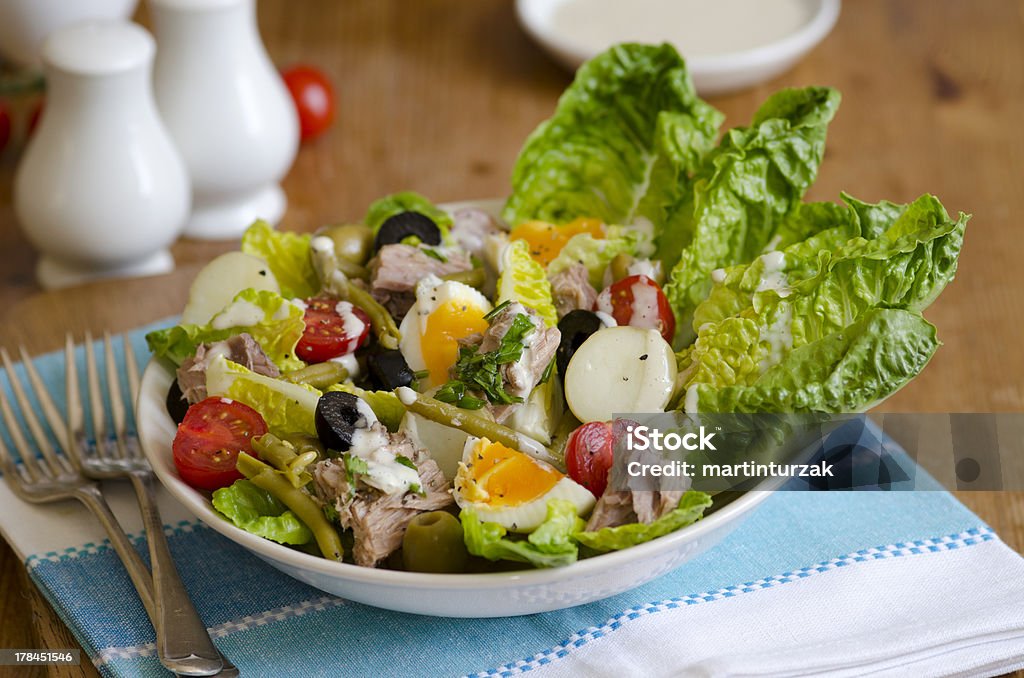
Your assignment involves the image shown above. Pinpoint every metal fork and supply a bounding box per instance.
[0,339,227,677]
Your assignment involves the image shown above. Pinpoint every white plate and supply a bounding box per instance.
[136,199,776,617]
[516,0,841,95]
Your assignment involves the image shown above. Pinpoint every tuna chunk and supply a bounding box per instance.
[312,428,454,568]
[369,244,472,321]
[176,333,280,404]
[462,303,560,423]
[549,263,597,319]
[450,208,503,258]
[584,487,685,531]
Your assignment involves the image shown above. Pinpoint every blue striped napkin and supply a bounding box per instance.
[1,324,1023,677]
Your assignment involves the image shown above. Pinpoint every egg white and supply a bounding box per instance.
[398,275,492,390]
[453,437,595,533]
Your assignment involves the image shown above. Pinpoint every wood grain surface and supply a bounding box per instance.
[0,1,1021,676]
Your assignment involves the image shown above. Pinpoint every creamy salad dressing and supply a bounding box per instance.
[210,299,264,329]
[347,403,422,495]
[328,353,360,378]
[755,251,790,295]
[759,303,794,372]
[551,0,815,58]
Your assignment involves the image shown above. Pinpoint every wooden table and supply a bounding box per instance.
[0,0,1022,675]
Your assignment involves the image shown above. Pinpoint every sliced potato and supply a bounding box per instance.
[181,252,280,325]
[564,326,676,423]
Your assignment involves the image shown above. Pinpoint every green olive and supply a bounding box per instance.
[401,511,469,573]
[608,252,634,283]
[320,223,374,266]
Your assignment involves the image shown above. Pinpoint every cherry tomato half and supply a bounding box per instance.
[296,297,371,363]
[282,65,335,141]
[566,421,615,498]
[27,100,43,137]
[0,101,10,154]
[172,397,268,491]
[595,274,675,343]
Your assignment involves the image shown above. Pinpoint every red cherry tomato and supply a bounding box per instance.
[172,397,268,491]
[0,101,10,153]
[281,65,335,141]
[595,274,675,343]
[566,421,615,498]
[296,297,370,363]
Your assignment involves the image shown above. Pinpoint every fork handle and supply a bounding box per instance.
[128,471,227,677]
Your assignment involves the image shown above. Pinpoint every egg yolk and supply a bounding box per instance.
[464,439,562,507]
[509,217,605,266]
[421,301,490,384]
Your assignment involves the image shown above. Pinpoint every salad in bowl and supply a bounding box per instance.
[141,43,966,598]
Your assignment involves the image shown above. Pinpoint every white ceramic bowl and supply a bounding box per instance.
[138,358,776,617]
[516,0,841,95]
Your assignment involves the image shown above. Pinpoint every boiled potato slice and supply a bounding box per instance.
[399,410,470,480]
[181,252,280,325]
[564,326,676,423]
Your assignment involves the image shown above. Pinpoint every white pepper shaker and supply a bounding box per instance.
[150,0,299,240]
[14,21,190,290]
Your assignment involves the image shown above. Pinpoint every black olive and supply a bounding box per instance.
[165,380,189,425]
[315,391,364,452]
[367,348,415,390]
[374,211,442,250]
[556,309,604,377]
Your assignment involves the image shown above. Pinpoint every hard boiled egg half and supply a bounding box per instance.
[399,275,492,390]
[453,436,595,532]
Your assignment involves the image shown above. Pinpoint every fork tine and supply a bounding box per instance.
[0,375,43,482]
[65,334,86,471]
[84,331,107,455]
[19,345,68,452]
[123,334,140,407]
[104,332,128,459]
[0,348,64,477]
[0,432,32,492]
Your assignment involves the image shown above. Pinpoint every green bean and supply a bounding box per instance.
[252,433,297,471]
[283,361,350,389]
[441,267,485,289]
[282,432,326,459]
[237,453,344,561]
[335,257,369,281]
[345,281,401,350]
[397,388,561,467]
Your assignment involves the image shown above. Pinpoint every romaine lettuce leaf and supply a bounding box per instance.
[364,191,453,241]
[145,289,306,370]
[503,43,723,247]
[241,220,319,299]
[212,479,313,545]
[663,87,841,341]
[205,355,320,436]
[574,491,712,552]
[497,239,558,327]
[685,308,939,413]
[460,499,583,568]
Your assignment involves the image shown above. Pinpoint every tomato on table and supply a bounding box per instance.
[0,101,10,153]
[281,65,335,141]
[565,421,616,498]
[296,296,371,363]
[172,398,268,491]
[594,274,675,343]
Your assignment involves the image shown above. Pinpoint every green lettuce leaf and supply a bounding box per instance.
[325,383,405,432]
[497,239,558,327]
[460,499,583,569]
[240,220,319,299]
[663,87,841,341]
[546,230,643,289]
[575,491,712,552]
[503,43,723,246]
[685,308,939,413]
[212,479,313,545]
[205,355,320,436]
[364,191,453,241]
[145,289,306,370]
[683,194,966,389]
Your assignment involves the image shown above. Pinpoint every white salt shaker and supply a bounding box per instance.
[14,21,190,290]
[150,0,299,240]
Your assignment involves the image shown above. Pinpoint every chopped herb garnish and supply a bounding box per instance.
[412,369,431,380]
[395,454,418,470]
[482,299,513,321]
[409,483,426,497]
